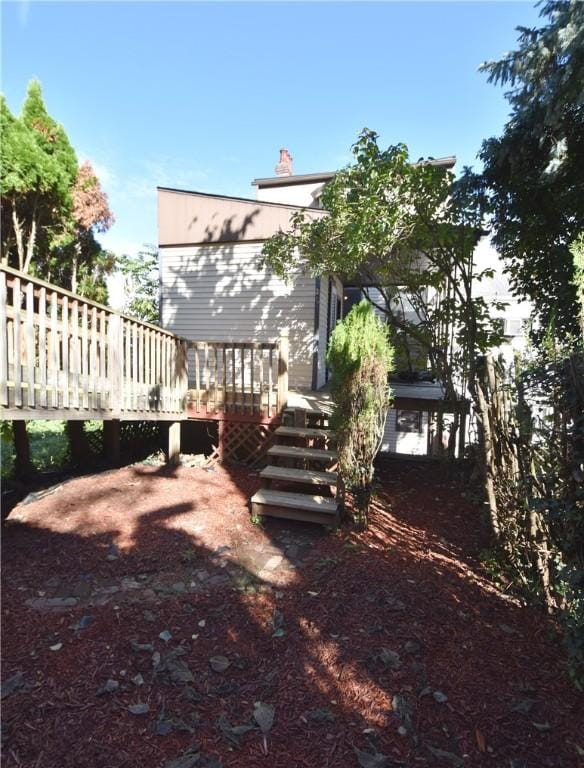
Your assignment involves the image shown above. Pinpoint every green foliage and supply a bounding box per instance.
[118,245,160,323]
[478,1,584,343]
[571,233,584,334]
[1,80,114,301]
[327,301,394,529]
[262,129,503,404]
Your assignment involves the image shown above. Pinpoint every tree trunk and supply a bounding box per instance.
[66,421,90,466]
[71,244,79,294]
[23,204,37,274]
[471,369,501,540]
[11,203,25,271]
[13,420,33,478]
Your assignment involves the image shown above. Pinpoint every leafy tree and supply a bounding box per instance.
[327,301,394,529]
[261,129,502,414]
[51,161,115,301]
[478,0,584,342]
[1,80,77,274]
[118,245,160,323]
[1,80,115,301]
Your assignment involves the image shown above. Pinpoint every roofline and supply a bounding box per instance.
[157,186,326,213]
[252,172,335,188]
[252,156,457,188]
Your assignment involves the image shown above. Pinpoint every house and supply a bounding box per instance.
[158,148,528,457]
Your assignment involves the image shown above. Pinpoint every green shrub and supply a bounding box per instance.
[327,300,394,529]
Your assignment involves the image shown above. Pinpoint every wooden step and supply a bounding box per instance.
[259,465,338,487]
[267,445,338,462]
[275,426,333,440]
[251,489,339,526]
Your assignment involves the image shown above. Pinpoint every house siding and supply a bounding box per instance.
[160,242,317,390]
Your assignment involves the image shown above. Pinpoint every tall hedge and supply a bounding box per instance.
[327,300,394,529]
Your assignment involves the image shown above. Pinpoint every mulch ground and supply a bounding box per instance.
[1,460,582,768]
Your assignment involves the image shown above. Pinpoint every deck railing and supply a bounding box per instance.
[0,265,188,420]
[187,333,289,421]
[0,265,290,423]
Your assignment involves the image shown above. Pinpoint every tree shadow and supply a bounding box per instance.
[1,460,581,768]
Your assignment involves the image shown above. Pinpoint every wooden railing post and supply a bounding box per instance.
[277,329,289,413]
[108,314,122,415]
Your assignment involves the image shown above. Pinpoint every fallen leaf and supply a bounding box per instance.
[426,745,464,767]
[131,640,154,653]
[159,630,172,643]
[217,715,255,747]
[272,628,286,638]
[511,698,537,715]
[433,691,448,704]
[304,708,335,723]
[1,672,24,700]
[253,701,275,734]
[164,748,201,768]
[531,721,552,732]
[209,656,230,673]
[379,648,401,669]
[49,643,63,652]
[353,745,391,767]
[128,703,150,715]
[97,679,120,695]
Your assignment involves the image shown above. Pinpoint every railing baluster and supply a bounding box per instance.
[39,287,47,408]
[0,272,7,406]
[71,299,79,409]
[204,343,209,413]
[51,292,59,408]
[138,325,144,410]
[81,303,88,409]
[268,347,273,416]
[90,307,97,410]
[240,347,245,413]
[13,278,22,407]
[222,345,227,412]
[62,296,69,408]
[250,346,255,413]
[259,347,264,415]
[213,344,218,412]
[99,310,106,409]
[24,282,35,407]
[231,345,236,412]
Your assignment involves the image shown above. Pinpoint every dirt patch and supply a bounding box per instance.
[2,461,582,767]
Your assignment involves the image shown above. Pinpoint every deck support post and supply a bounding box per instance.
[103,419,121,466]
[13,420,33,478]
[168,421,181,466]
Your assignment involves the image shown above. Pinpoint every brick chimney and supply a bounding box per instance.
[275,148,293,177]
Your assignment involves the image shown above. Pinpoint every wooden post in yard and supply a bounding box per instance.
[168,422,181,466]
[103,419,121,466]
[277,329,289,414]
[13,420,32,478]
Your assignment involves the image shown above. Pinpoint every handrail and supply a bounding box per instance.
[187,331,288,418]
[0,265,188,419]
[0,262,184,339]
[0,265,289,422]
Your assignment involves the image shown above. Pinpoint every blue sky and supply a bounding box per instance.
[2,1,541,263]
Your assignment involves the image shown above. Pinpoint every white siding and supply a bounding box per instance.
[256,181,325,208]
[380,409,429,455]
[316,277,329,389]
[160,242,317,389]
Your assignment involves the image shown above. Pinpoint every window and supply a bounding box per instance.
[395,410,422,433]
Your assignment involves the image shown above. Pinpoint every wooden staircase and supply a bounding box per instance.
[250,409,339,528]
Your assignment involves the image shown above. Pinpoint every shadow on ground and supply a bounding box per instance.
[1,459,582,768]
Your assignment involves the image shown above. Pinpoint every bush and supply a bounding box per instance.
[327,301,394,528]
